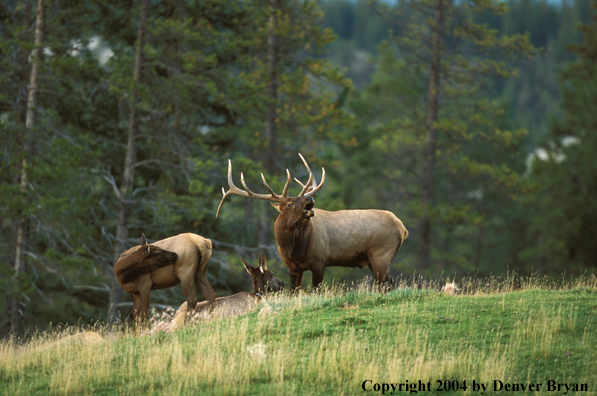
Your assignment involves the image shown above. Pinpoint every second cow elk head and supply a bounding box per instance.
[216,154,409,292]
[241,254,285,294]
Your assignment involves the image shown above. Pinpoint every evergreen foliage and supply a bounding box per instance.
[525,3,597,273]
[0,0,595,333]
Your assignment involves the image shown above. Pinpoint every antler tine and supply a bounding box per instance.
[261,169,291,200]
[296,171,313,197]
[305,167,325,197]
[281,169,291,198]
[215,187,228,218]
[297,153,320,197]
[216,160,250,217]
[215,158,291,218]
[240,172,287,202]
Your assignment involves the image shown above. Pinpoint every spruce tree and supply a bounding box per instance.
[368,0,536,272]
[526,4,597,273]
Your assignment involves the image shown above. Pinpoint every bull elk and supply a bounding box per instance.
[114,233,216,325]
[171,254,284,328]
[216,154,409,291]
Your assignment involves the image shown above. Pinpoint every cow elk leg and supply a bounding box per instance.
[132,293,142,330]
[132,285,151,332]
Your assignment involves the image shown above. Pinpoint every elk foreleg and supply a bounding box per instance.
[132,293,142,328]
[289,270,304,294]
[139,286,152,325]
[311,268,325,292]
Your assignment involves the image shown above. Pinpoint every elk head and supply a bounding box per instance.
[215,153,325,227]
[241,254,285,294]
[116,234,179,285]
[138,234,179,266]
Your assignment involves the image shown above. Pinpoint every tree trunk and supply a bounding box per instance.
[264,0,279,171]
[108,0,148,323]
[6,0,44,337]
[417,0,443,271]
[259,0,280,246]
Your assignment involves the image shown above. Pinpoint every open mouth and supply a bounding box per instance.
[304,202,315,217]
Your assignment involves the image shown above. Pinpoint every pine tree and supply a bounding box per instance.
[0,0,103,335]
[368,0,535,272]
[526,3,597,273]
[213,0,351,247]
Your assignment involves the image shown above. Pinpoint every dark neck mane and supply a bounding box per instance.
[274,217,313,262]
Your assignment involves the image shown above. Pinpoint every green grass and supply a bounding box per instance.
[1,276,596,395]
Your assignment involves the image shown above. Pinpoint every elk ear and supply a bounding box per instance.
[271,202,282,212]
[259,254,268,271]
[241,258,254,275]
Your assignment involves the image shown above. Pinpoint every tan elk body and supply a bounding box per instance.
[171,255,284,329]
[115,233,216,325]
[216,154,408,291]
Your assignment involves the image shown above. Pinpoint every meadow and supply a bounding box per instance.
[1,274,596,395]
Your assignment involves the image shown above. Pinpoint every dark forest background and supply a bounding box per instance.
[2,0,596,336]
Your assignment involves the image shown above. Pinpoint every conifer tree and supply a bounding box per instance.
[0,0,101,335]
[214,0,351,247]
[526,4,597,273]
[369,0,535,271]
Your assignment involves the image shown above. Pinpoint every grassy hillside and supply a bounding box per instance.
[1,276,596,395]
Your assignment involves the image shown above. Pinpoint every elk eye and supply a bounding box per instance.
[287,203,293,207]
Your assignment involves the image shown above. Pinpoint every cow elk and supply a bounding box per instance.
[171,254,284,328]
[114,233,216,326]
[216,154,409,292]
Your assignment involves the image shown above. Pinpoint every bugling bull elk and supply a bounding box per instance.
[171,254,284,328]
[114,233,216,325]
[216,154,409,291]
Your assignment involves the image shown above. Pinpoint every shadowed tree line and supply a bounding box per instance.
[1,0,595,337]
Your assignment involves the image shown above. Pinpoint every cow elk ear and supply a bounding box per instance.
[259,254,268,272]
[241,258,253,275]
[271,202,282,213]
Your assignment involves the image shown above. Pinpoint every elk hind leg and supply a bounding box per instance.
[194,241,216,311]
[194,272,216,313]
[180,276,199,320]
[368,250,395,292]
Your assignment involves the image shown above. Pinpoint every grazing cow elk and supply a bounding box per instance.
[171,254,284,328]
[114,233,216,325]
[216,154,409,292]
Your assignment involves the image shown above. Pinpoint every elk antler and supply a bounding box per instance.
[295,153,325,197]
[215,160,291,217]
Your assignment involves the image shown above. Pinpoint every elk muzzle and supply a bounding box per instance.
[304,196,315,218]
